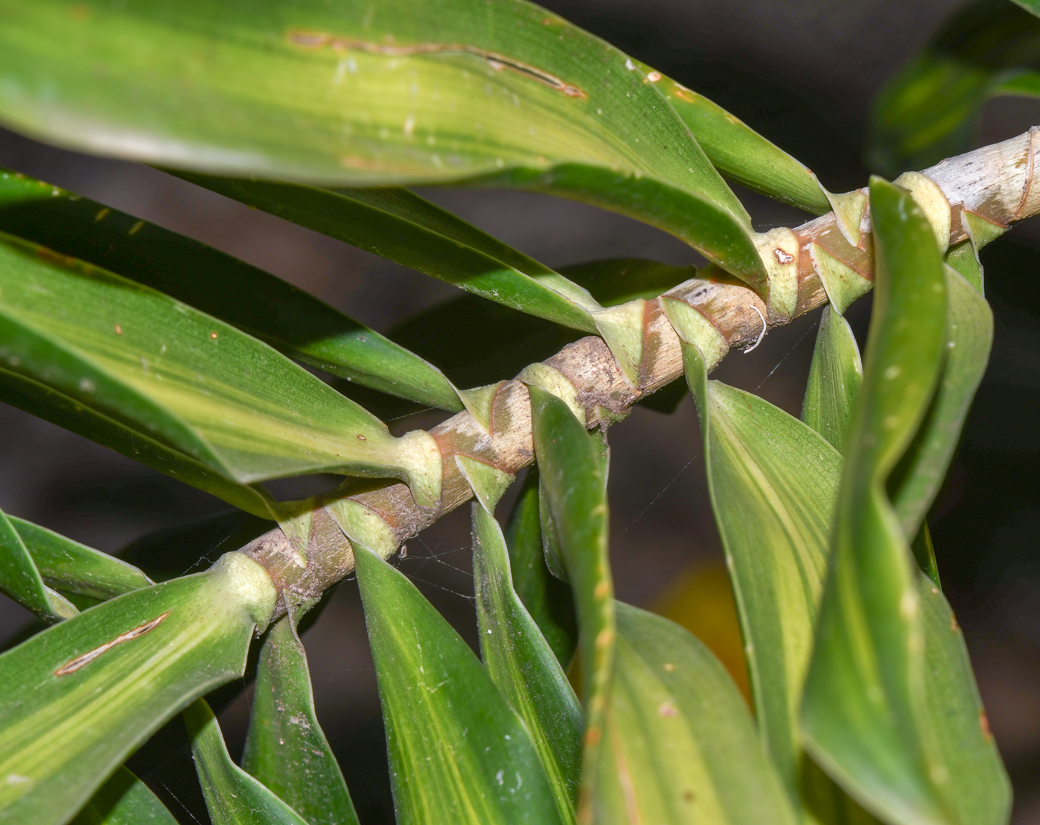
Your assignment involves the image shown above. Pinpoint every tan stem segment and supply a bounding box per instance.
[245,128,1040,611]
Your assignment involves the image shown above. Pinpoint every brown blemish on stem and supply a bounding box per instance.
[55,612,170,676]
[287,30,586,98]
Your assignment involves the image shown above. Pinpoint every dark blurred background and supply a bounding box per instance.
[1,0,1039,822]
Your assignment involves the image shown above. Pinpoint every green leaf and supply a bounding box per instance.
[503,469,578,669]
[642,65,832,214]
[888,266,993,540]
[0,506,77,620]
[242,614,360,825]
[871,0,1040,173]
[1012,0,1040,18]
[0,367,277,518]
[801,178,1010,825]
[589,602,801,825]
[9,515,153,601]
[0,233,441,503]
[181,175,601,332]
[185,699,310,825]
[473,504,582,823]
[682,343,839,799]
[0,0,765,280]
[69,766,178,825]
[803,306,864,454]
[0,551,276,825]
[354,543,564,825]
[0,169,461,411]
[528,386,615,815]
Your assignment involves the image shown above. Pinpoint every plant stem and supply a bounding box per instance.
[245,128,1040,611]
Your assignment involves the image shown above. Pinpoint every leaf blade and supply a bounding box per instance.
[0,233,439,499]
[473,504,582,823]
[186,699,311,825]
[0,552,275,825]
[242,614,360,825]
[591,602,801,825]
[800,178,1011,825]
[354,543,564,825]
[0,169,462,411]
[0,0,762,278]
[69,766,178,825]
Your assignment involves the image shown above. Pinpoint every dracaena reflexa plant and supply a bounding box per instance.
[0,0,1034,823]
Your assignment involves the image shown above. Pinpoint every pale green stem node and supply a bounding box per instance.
[592,300,647,386]
[752,227,800,320]
[660,296,729,371]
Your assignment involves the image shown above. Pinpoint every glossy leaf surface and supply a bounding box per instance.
[590,602,800,825]
[683,343,839,797]
[871,0,1040,173]
[355,544,563,825]
[644,65,831,214]
[473,504,582,822]
[0,0,765,278]
[180,173,599,331]
[529,386,615,815]
[889,265,993,539]
[186,700,310,825]
[9,515,153,601]
[242,614,360,825]
[0,367,277,518]
[0,233,435,492]
[803,306,864,454]
[502,469,578,668]
[70,767,178,825]
[801,179,1010,825]
[0,506,76,620]
[0,552,275,825]
[0,170,460,411]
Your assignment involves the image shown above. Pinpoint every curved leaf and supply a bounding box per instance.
[803,306,864,454]
[0,233,439,498]
[9,515,153,601]
[0,0,763,278]
[178,174,600,331]
[682,343,838,799]
[889,266,993,539]
[0,552,275,825]
[186,699,311,825]
[590,602,801,825]
[529,386,615,816]
[801,178,1010,825]
[0,505,77,621]
[502,469,578,668]
[473,504,582,823]
[70,766,178,825]
[0,169,461,411]
[643,65,831,214]
[354,543,563,825]
[242,614,360,825]
[0,367,277,518]
[871,0,1040,173]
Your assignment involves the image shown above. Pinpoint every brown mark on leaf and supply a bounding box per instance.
[980,709,993,741]
[55,611,170,676]
[658,701,678,717]
[951,614,960,633]
[287,30,587,98]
